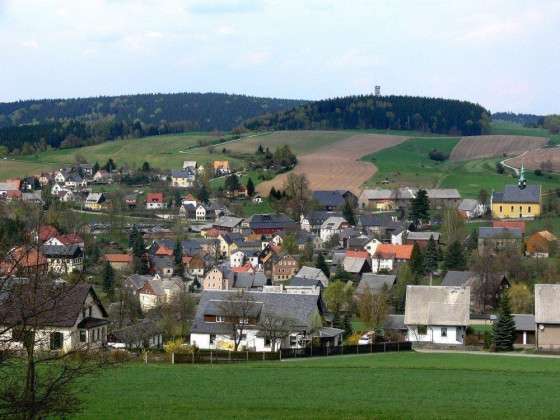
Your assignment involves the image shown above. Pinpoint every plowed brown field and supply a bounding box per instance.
[505,147,560,172]
[256,134,409,195]
[449,135,547,161]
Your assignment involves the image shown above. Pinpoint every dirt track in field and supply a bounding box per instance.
[505,147,560,172]
[256,134,409,195]
[449,135,547,161]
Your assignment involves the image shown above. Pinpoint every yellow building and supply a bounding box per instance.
[491,184,541,219]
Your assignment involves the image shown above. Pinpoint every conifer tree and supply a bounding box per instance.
[409,243,424,278]
[444,240,466,270]
[316,253,330,278]
[246,177,255,197]
[342,199,356,225]
[102,261,115,299]
[424,235,438,274]
[410,189,430,225]
[492,292,516,351]
[174,240,184,278]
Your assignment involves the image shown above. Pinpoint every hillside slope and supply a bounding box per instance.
[244,95,490,136]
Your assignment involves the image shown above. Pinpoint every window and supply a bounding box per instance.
[417,325,427,335]
[519,206,522,212]
[499,206,502,213]
[528,206,531,213]
[441,327,447,337]
[50,332,63,350]
[511,206,514,212]
[264,337,272,347]
[88,306,92,317]
[456,327,463,340]
[240,318,249,325]
[210,334,216,345]
[79,330,86,343]
[216,316,225,323]
[289,335,297,346]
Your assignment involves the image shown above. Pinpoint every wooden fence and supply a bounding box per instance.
[171,341,412,364]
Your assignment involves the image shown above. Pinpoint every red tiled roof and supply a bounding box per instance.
[346,250,369,259]
[57,233,84,245]
[232,262,254,273]
[146,193,163,203]
[104,254,133,263]
[375,244,413,260]
[492,220,526,234]
[38,225,59,242]
[155,245,173,256]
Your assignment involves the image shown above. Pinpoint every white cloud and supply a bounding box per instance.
[20,39,39,49]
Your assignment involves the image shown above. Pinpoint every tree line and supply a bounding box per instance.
[0,92,305,154]
[244,94,491,136]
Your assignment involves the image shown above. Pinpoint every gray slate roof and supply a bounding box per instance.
[384,314,406,331]
[458,199,480,212]
[513,314,535,331]
[295,266,329,283]
[493,184,540,204]
[288,276,323,288]
[479,227,522,239]
[442,271,477,287]
[404,286,470,326]
[406,231,440,241]
[357,274,396,294]
[41,244,83,258]
[312,190,347,208]
[191,290,322,334]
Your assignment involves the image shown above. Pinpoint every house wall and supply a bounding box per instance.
[537,324,560,350]
[47,256,83,274]
[190,330,302,352]
[203,269,226,290]
[491,202,541,219]
[371,258,394,273]
[406,325,465,344]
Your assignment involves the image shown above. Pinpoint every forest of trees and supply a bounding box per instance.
[243,95,491,136]
[0,92,305,154]
[492,112,544,127]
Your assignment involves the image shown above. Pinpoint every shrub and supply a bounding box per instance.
[346,332,362,345]
[534,169,543,176]
[109,349,133,363]
[464,335,480,346]
[163,339,198,355]
[428,149,449,162]
[496,162,505,174]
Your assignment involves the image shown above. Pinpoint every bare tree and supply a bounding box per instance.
[356,288,390,331]
[0,210,110,419]
[258,313,295,352]
[217,290,257,351]
[283,173,312,219]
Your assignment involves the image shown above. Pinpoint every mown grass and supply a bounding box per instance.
[0,159,58,179]
[76,352,560,419]
[364,137,560,197]
[490,121,560,146]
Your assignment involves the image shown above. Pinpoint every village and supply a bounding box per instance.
[1,151,558,357]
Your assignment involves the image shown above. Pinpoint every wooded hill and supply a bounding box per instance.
[243,95,491,136]
[0,92,305,154]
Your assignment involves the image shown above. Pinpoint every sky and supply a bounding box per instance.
[0,0,559,114]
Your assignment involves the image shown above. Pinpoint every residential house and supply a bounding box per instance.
[213,216,244,233]
[458,199,485,219]
[295,266,329,287]
[104,254,133,271]
[44,233,85,249]
[284,277,323,295]
[248,213,298,235]
[492,220,526,235]
[425,189,461,209]
[22,191,44,205]
[312,190,357,210]
[535,284,560,351]
[320,216,349,243]
[57,189,75,202]
[442,270,509,313]
[0,246,48,276]
[230,250,246,268]
[150,256,175,277]
[357,212,402,238]
[41,245,84,274]
[383,314,407,341]
[125,194,137,209]
[54,170,69,184]
[190,290,340,351]
[395,231,440,248]
[123,274,153,296]
[355,273,397,296]
[108,319,163,349]
[0,284,109,353]
[491,184,541,219]
[36,225,59,243]
[84,192,107,211]
[64,174,87,190]
[138,277,184,311]
[183,160,198,171]
[93,170,111,183]
[478,227,522,254]
[146,192,165,210]
[343,250,371,278]
[213,160,231,175]
[181,193,198,207]
[171,169,196,188]
[183,255,205,278]
[366,242,413,273]
[404,285,470,345]
[203,267,233,290]
[358,187,460,210]
[218,233,243,257]
[271,254,299,283]
[526,230,558,257]
[300,211,342,233]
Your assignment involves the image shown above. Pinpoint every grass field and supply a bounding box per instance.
[14,132,245,173]
[0,159,58,180]
[75,352,560,419]
[364,137,560,197]
[491,121,560,145]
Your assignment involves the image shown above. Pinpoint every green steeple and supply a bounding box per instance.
[518,163,527,190]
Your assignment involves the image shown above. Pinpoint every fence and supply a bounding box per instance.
[171,341,411,364]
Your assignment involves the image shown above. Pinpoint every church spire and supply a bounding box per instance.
[518,162,527,190]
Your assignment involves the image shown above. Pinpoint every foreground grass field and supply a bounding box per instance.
[75,352,560,419]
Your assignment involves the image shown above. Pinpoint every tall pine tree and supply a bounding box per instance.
[424,235,438,274]
[316,253,330,278]
[246,177,255,197]
[410,189,430,225]
[342,200,356,225]
[492,292,516,351]
[102,261,115,300]
[444,240,466,270]
[174,240,184,278]
[409,243,425,278]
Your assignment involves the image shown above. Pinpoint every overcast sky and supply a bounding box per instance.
[1,0,559,114]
